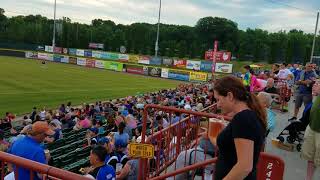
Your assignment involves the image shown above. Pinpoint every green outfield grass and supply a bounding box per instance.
[0,56,180,116]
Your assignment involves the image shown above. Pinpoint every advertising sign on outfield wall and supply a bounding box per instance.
[53,55,62,62]
[215,63,233,73]
[161,68,169,78]
[148,67,161,77]
[118,54,129,62]
[69,57,77,64]
[168,70,190,81]
[86,59,95,68]
[128,55,139,63]
[69,48,77,56]
[95,60,105,69]
[46,54,54,61]
[45,45,53,53]
[186,60,201,70]
[200,61,213,72]
[162,58,173,66]
[61,56,69,63]
[76,49,85,57]
[77,58,86,66]
[84,50,92,57]
[92,51,102,59]
[149,57,162,65]
[138,56,150,65]
[25,52,38,59]
[189,72,208,82]
[173,59,187,68]
[126,65,144,75]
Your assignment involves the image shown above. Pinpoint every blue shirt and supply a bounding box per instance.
[10,136,46,180]
[292,69,301,81]
[96,164,116,180]
[298,71,317,94]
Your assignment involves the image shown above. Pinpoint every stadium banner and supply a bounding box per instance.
[173,59,187,68]
[86,59,95,68]
[100,52,108,60]
[149,56,162,65]
[189,71,208,82]
[45,45,53,53]
[138,56,150,65]
[62,48,68,54]
[37,53,48,60]
[162,58,173,66]
[200,61,213,72]
[89,43,104,49]
[161,68,169,78]
[36,46,45,51]
[126,65,144,75]
[54,47,62,54]
[143,66,149,76]
[61,56,69,63]
[76,49,85,57]
[92,51,102,59]
[95,60,105,69]
[69,48,77,56]
[25,51,38,59]
[69,57,77,64]
[118,54,129,62]
[148,67,161,77]
[186,60,201,70]
[53,54,62,62]
[106,52,119,60]
[84,50,92,57]
[215,63,233,73]
[104,61,123,71]
[128,55,139,63]
[46,54,54,61]
[77,57,86,66]
[205,51,232,62]
[168,69,190,81]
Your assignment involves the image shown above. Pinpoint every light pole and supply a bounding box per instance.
[52,0,57,53]
[155,0,162,58]
[310,12,319,63]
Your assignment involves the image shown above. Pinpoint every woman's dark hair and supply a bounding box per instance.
[213,76,267,131]
[118,121,126,134]
[91,145,108,162]
[244,65,251,70]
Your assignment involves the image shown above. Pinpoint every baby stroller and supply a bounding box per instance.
[276,103,312,151]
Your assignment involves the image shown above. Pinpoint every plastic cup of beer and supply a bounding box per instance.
[208,118,225,139]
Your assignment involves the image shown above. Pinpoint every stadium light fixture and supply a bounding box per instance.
[52,0,57,53]
[310,12,319,63]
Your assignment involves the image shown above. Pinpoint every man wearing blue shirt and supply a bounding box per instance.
[10,121,54,180]
[289,63,317,121]
[89,145,115,180]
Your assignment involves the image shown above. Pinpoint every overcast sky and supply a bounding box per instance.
[1,0,320,33]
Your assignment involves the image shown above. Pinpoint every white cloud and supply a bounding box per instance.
[1,0,319,33]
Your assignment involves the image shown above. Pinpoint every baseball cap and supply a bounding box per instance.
[98,137,110,145]
[89,127,99,134]
[30,122,55,136]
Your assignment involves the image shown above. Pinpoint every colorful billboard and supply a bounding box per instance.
[126,65,144,75]
[189,72,208,82]
[161,68,169,78]
[61,56,69,63]
[69,48,77,56]
[95,60,105,69]
[104,61,123,72]
[45,45,53,53]
[84,50,92,57]
[205,51,232,62]
[77,58,86,66]
[173,59,187,68]
[25,52,38,59]
[128,55,139,63]
[168,70,190,81]
[38,52,48,60]
[76,49,85,57]
[162,58,173,66]
[118,54,129,62]
[54,47,62,54]
[86,59,95,68]
[69,57,77,64]
[138,56,150,65]
[149,56,162,65]
[148,67,161,77]
[53,54,62,62]
[92,51,102,59]
[186,60,201,70]
[215,63,233,73]
[200,61,213,72]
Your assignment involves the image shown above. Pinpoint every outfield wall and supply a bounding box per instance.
[22,51,209,82]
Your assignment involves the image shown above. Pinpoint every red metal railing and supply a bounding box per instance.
[0,152,89,180]
[139,104,230,179]
[150,152,285,180]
